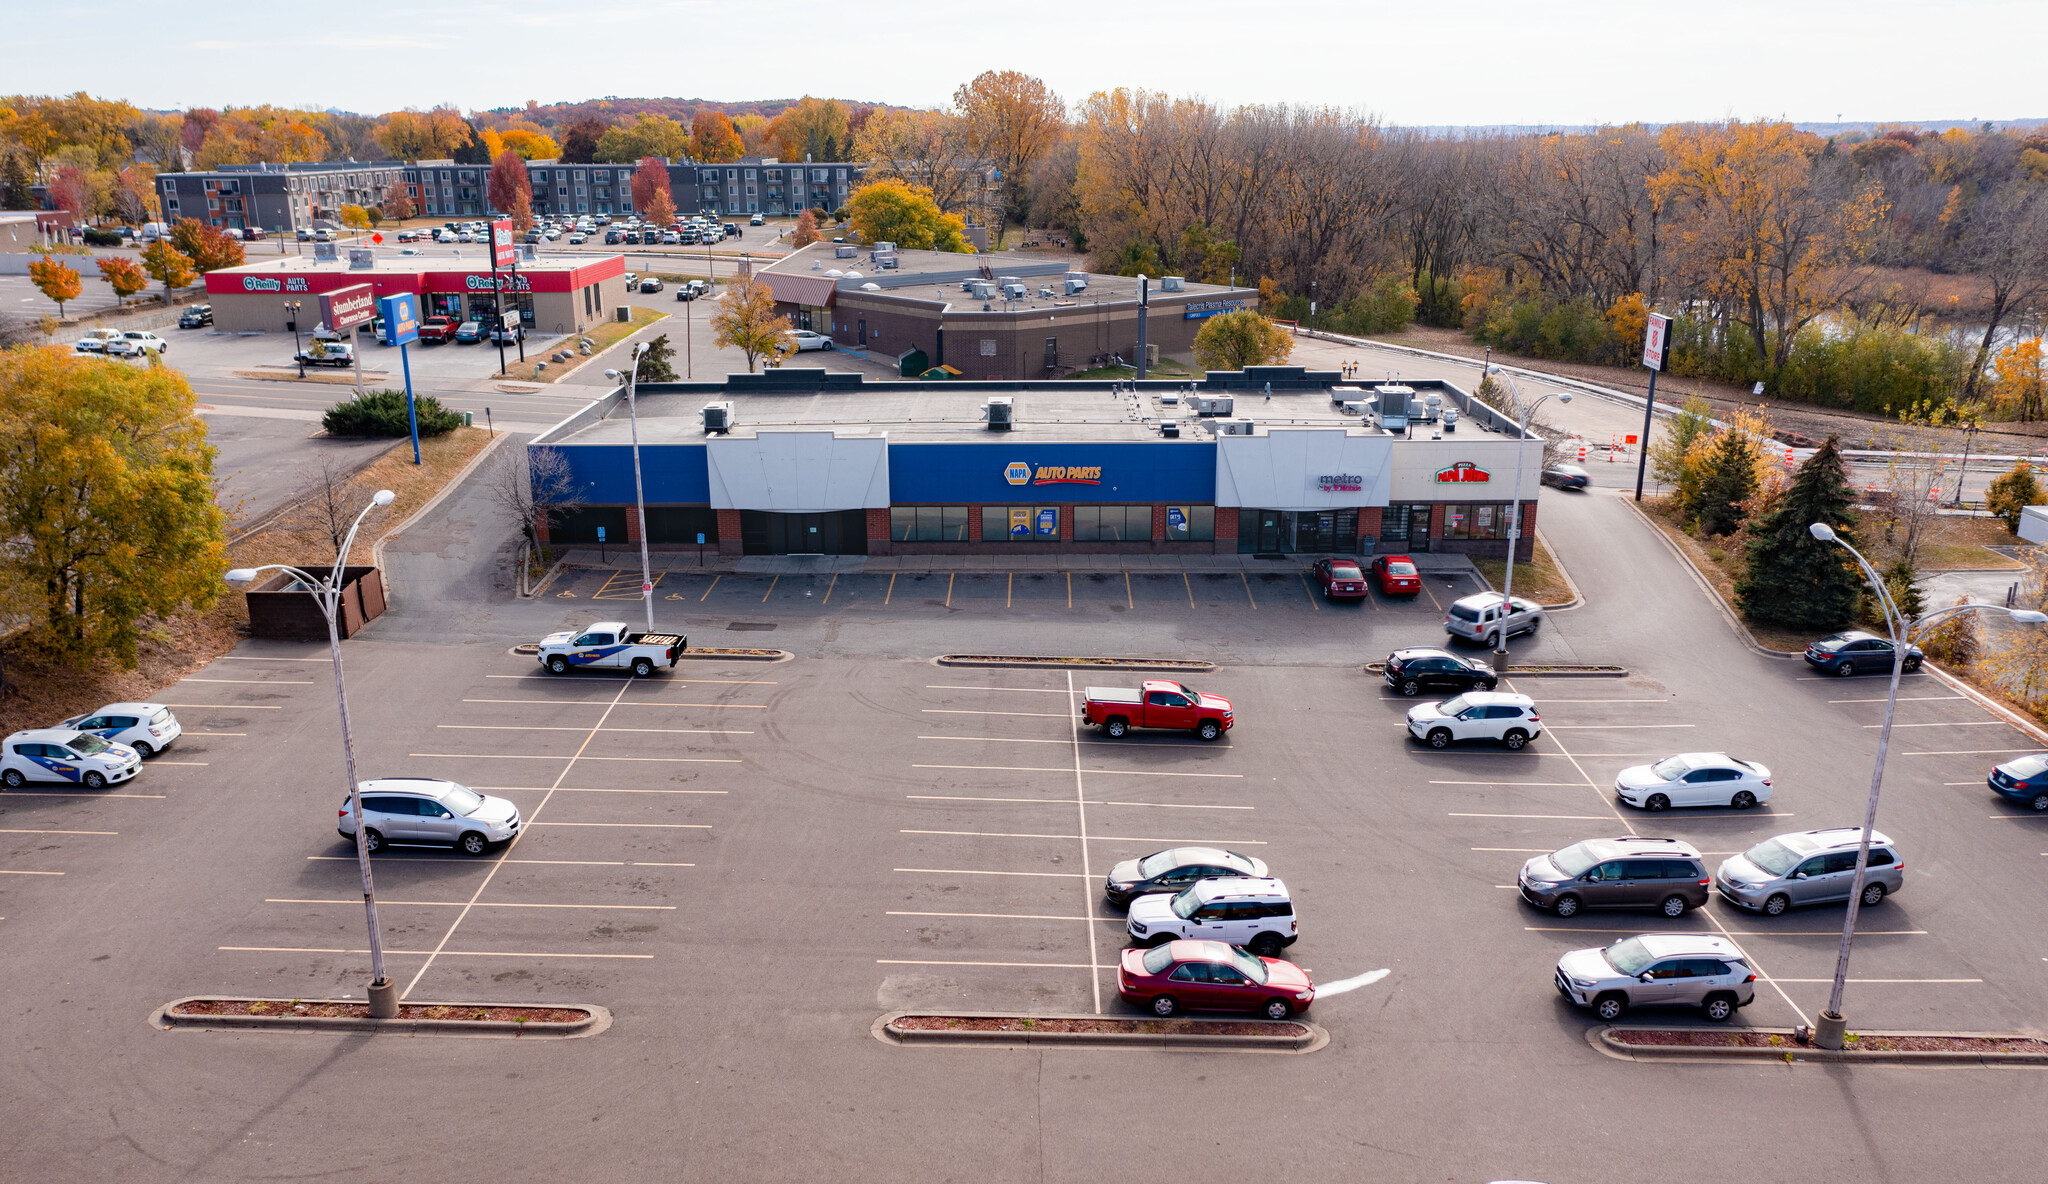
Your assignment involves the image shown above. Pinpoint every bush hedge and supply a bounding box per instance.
[322,389,463,437]
[82,228,124,247]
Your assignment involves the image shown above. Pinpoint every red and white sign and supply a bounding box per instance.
[319,283,377,333]
[1433,462,1492,484]
[1642,313,1673,371]
[491,219,517,269]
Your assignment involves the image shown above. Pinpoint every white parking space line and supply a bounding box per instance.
[0,828,116,835]
[1524,927,1927,936]
[1543,724,1695,730]
[1864,721,2004,728]
[1798,673,1932,681]
[1067,671,1104,1014]
[180,678,313,685]
[1765,978,1981,984]
[183,732,246,737]
[903,829,1265,844]
[1528,699,1676,704]
[436,725,755,734]
[1907,749,2038,756]
[1409,751,1659,758]
[151,761,209,766]
[476,786,729,795]
[160,703,281,710]
[0,791,164,799]
[1830,695,1963,703]
[919,735,1068,745]
[218,656,330,662]
[909,795,1253,811]
[1449,812,1614,820]
[878,959,1113,969]
[923,709,1073,718]
[223,946,654,960]
[529,822,711,829]
[0,869,64,876]
[926,685,1078,695]
[406,753,741,763]
[1432,781,1589,787]
[888,911,1099,921]
[482,674,779,684]
[266,898,676,910]
[912,763,1243,779]
[307,856,693,866]
[894,867,1092,879]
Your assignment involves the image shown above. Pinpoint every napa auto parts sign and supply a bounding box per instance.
[1434,462,1492,484]
[1005,461,1103,486]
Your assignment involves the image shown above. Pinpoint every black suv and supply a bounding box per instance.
[1520,836,1711,918]
[177,304,213,329]
[1385,647,1498,697]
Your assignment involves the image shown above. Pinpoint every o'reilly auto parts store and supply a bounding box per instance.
[529,367,1544,560]
[198,254,629,335]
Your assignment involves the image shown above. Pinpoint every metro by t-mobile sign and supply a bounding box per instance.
[1634,312,1674,501]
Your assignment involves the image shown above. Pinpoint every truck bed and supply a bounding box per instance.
[627,633,685,647]
[1082,687,1143,705]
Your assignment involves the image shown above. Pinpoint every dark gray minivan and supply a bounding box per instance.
[1520,836,1710,918]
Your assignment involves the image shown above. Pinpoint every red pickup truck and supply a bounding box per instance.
[1082,681,1234,741]
[418,316,458,343]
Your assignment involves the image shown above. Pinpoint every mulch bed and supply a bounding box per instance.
[171,999,589,1023]
[684,647,781,656]
[1610,1029,2047,1053]
[893,1015,1306,1037]
[941,655,1211,667]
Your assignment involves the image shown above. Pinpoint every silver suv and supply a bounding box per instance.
[1554,933,1756,1022]
[1126,878,1297,957]
[338,777,521,856]
[1444,592,1543,646]
[1715,828,1903,916]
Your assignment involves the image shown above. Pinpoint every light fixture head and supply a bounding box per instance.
[224,567,260,586]
[2013,609,2048,625]
[1809,522,1837,542]
[603,369,621,381]
[1556,391,1572,404]
[372,489,396,506]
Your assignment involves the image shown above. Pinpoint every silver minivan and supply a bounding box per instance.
[1445,593,1543,647]
[338,777,521,857]
[1715,828,1903,916]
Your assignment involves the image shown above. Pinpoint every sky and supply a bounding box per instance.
[17,0,2047,127]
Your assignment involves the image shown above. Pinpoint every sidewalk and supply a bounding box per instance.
[548,547,1484,579]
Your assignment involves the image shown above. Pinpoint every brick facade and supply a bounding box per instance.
[715,508,743,557]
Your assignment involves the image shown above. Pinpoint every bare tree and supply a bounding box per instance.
[288,455,371,554]
[1961,182,2048,400]
[484,445,583,554]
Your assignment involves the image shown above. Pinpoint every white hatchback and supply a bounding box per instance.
[1406,690,1543,749]
[1616,752,1773,811]
[338,777,521,856]
[60,702,182,757]
[2,728,142,789]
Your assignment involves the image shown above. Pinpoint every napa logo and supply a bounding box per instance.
[1004,461,1032,486]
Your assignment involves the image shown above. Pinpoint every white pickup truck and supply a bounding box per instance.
[536,621,687,677]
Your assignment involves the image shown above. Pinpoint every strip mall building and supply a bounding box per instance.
[529,367,1544,560]
[197,254,629,335]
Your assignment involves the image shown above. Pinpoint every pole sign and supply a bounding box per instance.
[320,284,377,334]
[378,293,421,346]
[1641,313,1673,372]
[491,219,517,269]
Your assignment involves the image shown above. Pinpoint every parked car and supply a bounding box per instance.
[73,327,123,353]
[621,273,638,290]
[639,278,664,293]
[337,777,522,857]
[661,231,680,245]
[418,316,458,343]
[106,330,169,357]
[623,230,642,244]
[59,702,182,758]
[1804,630,1922,677]
[489,322,526,345]
[1104,847,1270,908]
[434,229,456,243]
[1715,828,1903,916]
[454,320,486,344]
[1541,463,1590,490]
[786,329,833,351]
[1126,878,1297,957]
[1082,680,1233,741]
[1383,647,1497,697]
[568,233,587,245]
[1,728,142,789]
[1444,592,1543,647]
[396,230,420,242]
[1614,752,1772,812]
[605,230,623,244]
[1989,753,2048,811]
[1311,558,1368,600]
[1406,690,1541,749]
[1370,554,1422,596]
[244,226,267,241]
[177,305,213,329]
[675,286,698,301]
[1554,933,1755,1022]
[750,213,765,225]
[1117,940,1313,1020]
[536,621,687,677]
[1519,836,1709,918]
[297,228,315,242]
[723,222,740,238]
[295,339,354,367]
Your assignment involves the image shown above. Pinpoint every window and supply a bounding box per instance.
[1442,503,1511,541]
[1073,505,1154,542]
[1823,851,1863,874]
[1145,690,1190,708]
[982,506,1060,542]
[890,506,969,542]
[1163,505,1214,542]
[1621,860,1668,880]
[534,170,549,183]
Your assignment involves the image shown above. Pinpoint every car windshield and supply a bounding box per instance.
[1549,841,1602,878]
[437,783,486,815]
[1744,838,1804,877]
[66,732,111,755]
[1170,887,1205,919]
[1388,562,1417,576]
[1226,947,1270,984]
[1651,755,1695,780]
[1603,937,1657,976]
[1141,945,1178,975]
[1137,850,1185,878]
[1436,694,1472,716]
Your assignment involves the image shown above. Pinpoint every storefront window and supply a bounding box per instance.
[982,505,1060,542]
[890,506,969,542]
[1163,505,1215,543]
[1236,509,1358,554]
[428,293,462,319]
[1441,503,1510,540]
[1073,505,1154,542]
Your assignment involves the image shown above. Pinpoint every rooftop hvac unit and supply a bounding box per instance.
[701,401,734,434]
[1160,275,1186,292]
[1188,393,1234,417]
[1341,400,1369,416]
[1039,286,1055,298]
[1331,384,1364,405]
[970,280,995,300]
[1160,390,1180,405]
[982,396,1014,430]
[1160,418,1180,438]
[996,275,1020,286]
[1064,277,1087,295]
[1065,271,1088,282]
[872,241,896,254]
[834,244,857,257]
[1214,417,1256,436]
[877,256,898,269]
[1001,282,1026,300]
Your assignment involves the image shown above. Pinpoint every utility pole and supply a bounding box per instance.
[1635,313,1672,501]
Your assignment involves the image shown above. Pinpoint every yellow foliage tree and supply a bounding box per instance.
[27,255,82,319]
[339,204,372,232]
[711,279,792,373]
[844,179,969,252]
[1988,337,2045,422]
[1192,310,1294,371]
[140,239,197,303]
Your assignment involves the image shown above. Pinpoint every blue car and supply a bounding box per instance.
[1990,754,2048,812]
[1803,630,1922,677]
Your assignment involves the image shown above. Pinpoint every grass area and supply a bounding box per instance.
[518,308,668,383]
[1635,498,1813,653]
[1067,358,1199,380]
[0,426,496,735]
[1471,536,1574,606]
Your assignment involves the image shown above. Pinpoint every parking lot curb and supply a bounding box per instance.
[152,996,612,1039]
[1922,661,2048,747]
[873,1011,1328,1053]
[1616,493,1801,661]
[1592,1025,2048,1065]
[935,655,1216,673]
[679,648,792,662]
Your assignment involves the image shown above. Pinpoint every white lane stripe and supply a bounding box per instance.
[160,703,281,709]
[482,675,776,684]
[1448,812,1613,820]
[1906,749,2039,755]
[472,786,728,795]
[926,685,1078,694]
[1529,699,1674,703]
[902,829,1265,844]
[1863,721,2003,728]
[0,828,116,835]
[0,791,164,798]
[1765,978,1981,984]
[150,761,208,766]
[405,753,741,763]
[221,946,653,960]
[530,822,710,829]
[887,911,1099,921]
[461,698,766,708]
[1523,927,1926,936]
[1431,781,1588,787]
[0,869,63,875]
[908,795,1253,811]
[1544,724,1695,730]
[920,735,1068,744]
[183,732,246,737]
[912,763,1244,779]
[922,709,1073,718]
[306,856,692,866]
[436,724,754,734]
[894,867,1091,878]
[266,898,676,910]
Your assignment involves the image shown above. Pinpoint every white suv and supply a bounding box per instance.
[1406,690,1543,749]
[1554,932,1756,1022]
[1445,592,1543,646]
[338,777,521,856]
[1126,878,1298,957]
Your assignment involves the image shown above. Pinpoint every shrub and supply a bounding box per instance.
[1414,269,1465,329]
[1986,462,2042,533]
[322,389,463,437]
[1329,275,1419,335]
[1776,327,1971,416]
[82,228,123,247]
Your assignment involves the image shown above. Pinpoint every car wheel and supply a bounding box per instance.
[1860,882,1886,907]
[1764,893,1790,917]
[1151,994,1178,1017]
[1552,894,1581,918]
[1902,656,1922,671]
[1197,720,1222,742]
[2031,792,2048,812]
[1401,679,1421,696]
[83,771,107,789]
[459,831,490,857]
[363,828,384,854]
[130,741,153,758]
[631,657,654,678]
[1488,631,1502,648]
[1644,793,1669,811]
[1249,933,1282,958]
[1148,932,1177,948]
[1263,998,1294,1020]
[1,768,24,789]
[1731,790,1757,810]
[547,656,569,675]
[1427,728,1452,749]
[1477,679,1497,693]
[1105,717,1129,738]
[1503,729,1529,750]
[1659,894,1689,918]
[1593,993,1627,1022]
[1836,661,1856,677]
[823,340,833,350]
[1702,993,1736,1023]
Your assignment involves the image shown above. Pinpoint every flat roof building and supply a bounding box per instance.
[158,162,406,234]
[198,252,628,335]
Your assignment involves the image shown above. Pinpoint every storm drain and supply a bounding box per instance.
[726,622,779,631]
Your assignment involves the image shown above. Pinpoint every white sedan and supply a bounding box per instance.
[2,728,142,789]
[786,329,834,352]
[61,702,182,757]
[1615,752,1773,812]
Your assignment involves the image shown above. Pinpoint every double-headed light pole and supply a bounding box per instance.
[1804,521,2045,1049]
[1485,365,1570,672]
[603,341,657,630]
[225,489,401,1017]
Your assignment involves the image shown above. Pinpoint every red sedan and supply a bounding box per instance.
[1311,558,1369,600]
[1117,940,1314,1019]
[1372,554,1423,596]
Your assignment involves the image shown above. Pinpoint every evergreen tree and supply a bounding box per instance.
[1694,430,1759,536]
[638,334,678,382]
[1735,436,1865,629]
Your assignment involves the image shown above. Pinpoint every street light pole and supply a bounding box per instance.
[604,342,657,631]
[1805,521,2046,1049]
[224,488,400,1017]
[1487,365,1569,672]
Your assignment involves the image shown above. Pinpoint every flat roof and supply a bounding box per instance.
[762,242,1246,313]
[206,253,612,276]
